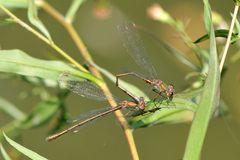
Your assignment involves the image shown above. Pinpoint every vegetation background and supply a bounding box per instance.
[0,0,240,159]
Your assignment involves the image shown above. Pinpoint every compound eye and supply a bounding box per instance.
[121,100,128,107]
[157,80,163,85]
[138,97,145,110]
[139,105,145,110]
[152,79,157,84]
[167,84,173,91]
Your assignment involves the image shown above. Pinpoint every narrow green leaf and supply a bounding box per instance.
[229,12,240,45]
[21,97,60,128]
[3,132,48,160]
[27,0,52,41]
[203,1,211,33]
[0,0,27,8]
[21,76,57,88]
[194,29,239,43]
[231,11,240,61]
[129,97,198,128]
[0,18,15,26]
[65,0,86,23]
[0,121,22,142]
[0,144,12,160]
[0,49,100,85]
[0,97,26,120]
[233,12,240,34]
[183,0,220,159]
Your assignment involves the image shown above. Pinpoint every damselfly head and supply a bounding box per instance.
[166,84,174,99]
[152,79,163,85]
[120,100,128,108]
[138,97,145,110]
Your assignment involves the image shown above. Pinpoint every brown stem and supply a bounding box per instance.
[40,1,139,159]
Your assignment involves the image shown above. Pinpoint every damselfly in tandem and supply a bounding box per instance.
[46,72,191,141]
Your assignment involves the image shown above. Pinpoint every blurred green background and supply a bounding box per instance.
[1,0,240,159]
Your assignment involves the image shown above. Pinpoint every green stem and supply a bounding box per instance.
[0,3,87,73]
[65,0,86,23]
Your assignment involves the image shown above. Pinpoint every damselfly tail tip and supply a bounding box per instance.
[45,135,55,142]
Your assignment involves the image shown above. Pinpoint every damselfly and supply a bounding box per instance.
[116,23,174,100]
[46,72,146,141]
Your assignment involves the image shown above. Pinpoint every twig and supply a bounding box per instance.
[40,1,139,159]
[65,0,86,23]
[0,3,87,73]
[219,5,239,72]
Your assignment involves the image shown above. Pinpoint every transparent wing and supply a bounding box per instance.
[58,73,108,101]
[117,22,158,79]
[69,107,113,123]
[69,107,114,132]
[70,106,137,132]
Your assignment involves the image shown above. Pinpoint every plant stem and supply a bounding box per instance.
[65,0,86,23]
[40,1,139,159]
[219,5,239,72]
[174,21,208,67]
[0,4,87,73]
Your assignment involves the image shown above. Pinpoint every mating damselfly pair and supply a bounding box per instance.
[46,23,176,141]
